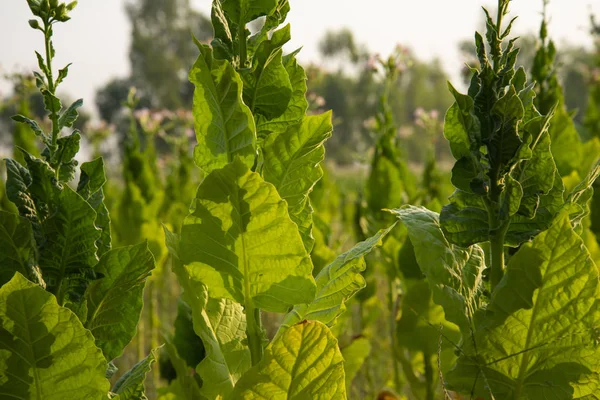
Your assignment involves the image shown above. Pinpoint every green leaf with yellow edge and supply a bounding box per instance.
[230,320,346,399]
[262,112,333,252]
[256,51,308,137]
[189,44,257,174]
[180,159,316,313]
[446,214,600,398]
[85,242,155,361]
[0,273,109,400]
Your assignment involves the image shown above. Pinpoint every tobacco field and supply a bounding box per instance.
[2,0,600,399]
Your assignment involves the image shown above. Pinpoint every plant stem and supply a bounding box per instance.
[245,302,264,366]
[490,229,506,290]
[238,19,247,67]
[43,20,60,154]
[388,279,402,391]
[424,351,434,400]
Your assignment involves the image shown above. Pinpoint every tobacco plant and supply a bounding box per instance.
[0,1,158,398]
[392,1,600,398]
[161,0,392,398]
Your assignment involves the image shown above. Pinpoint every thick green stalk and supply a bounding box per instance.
[238,20,247,67]
[245,303,264,366]
[490,232,505,290]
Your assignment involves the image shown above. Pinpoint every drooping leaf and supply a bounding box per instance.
[180,159,316,313]
[58,98,83,129]
[390,205,486,335]
[262,113,333,252]
[0,211,39,286]
[11,115,44,138]
[77,158,112,257]
[0,273,109,400]
[85,242,155,360]
[110,347,160,400]
[446,214,600,398]
[230,320,346,399]
[189,44,257,174]
[280,225,394,330]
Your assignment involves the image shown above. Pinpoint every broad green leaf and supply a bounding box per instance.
[341,337,371,391]
[180,159,316,313]
[39,185,100,304]
[488,86,523,173]
[176,266,249,399]
[110,347,159,400]
[52,131,80,183]
[280,225,393,332]
[5,159,39,233]
[257,51,308,137]
[166,226,251,399]
[230,320,346,399]
[506,169,565,246]
[241,25,292,119]
[85,242,155,360]
[21,151,59,213]
[514,117,556,218]
[41,89,62,116]
[189,44,257,174]
[390,205,486,335]
[444,83,480,160]
[550,103,600,179]
[0,211,39,286]
[0,273,109,400]
[77,158,112,257]
[204,296,251,381]
[447,214,600,398]
[262,113,333,252]
[439,190,489,247]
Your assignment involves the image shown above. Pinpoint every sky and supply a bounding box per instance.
[0,0,599,117]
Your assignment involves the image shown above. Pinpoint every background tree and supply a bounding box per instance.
[95,0,212,123]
